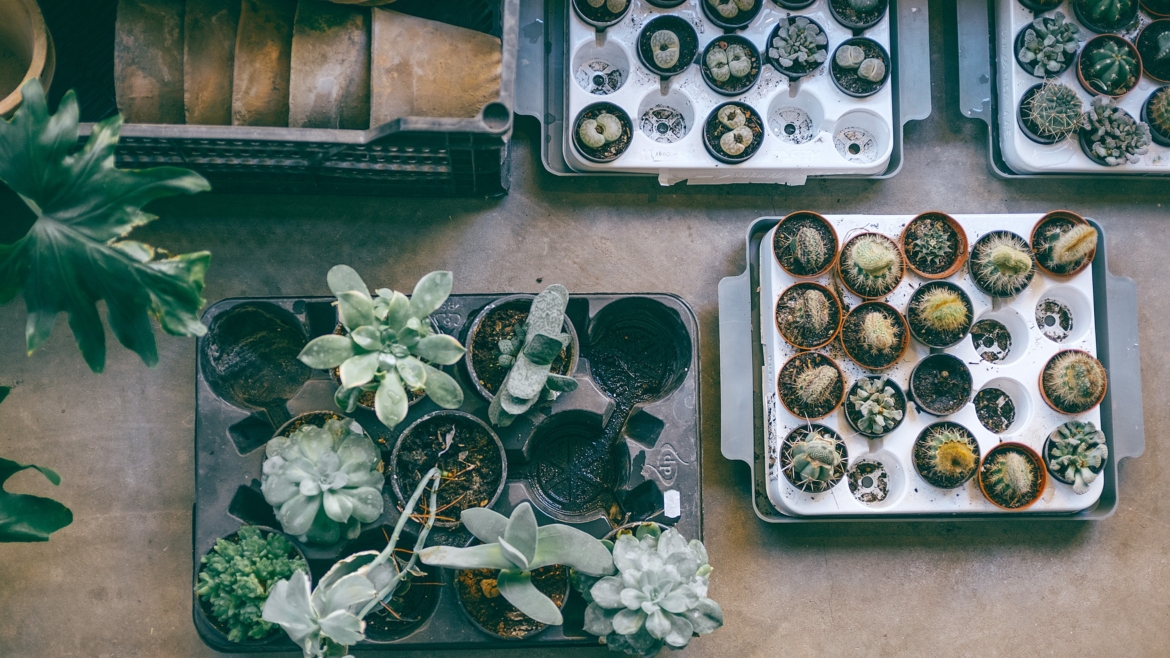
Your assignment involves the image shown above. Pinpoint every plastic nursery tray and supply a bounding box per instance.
[957,0,1170,178]
[516,0,932,185]
[718,215,1146,522]
[192,293,701,652]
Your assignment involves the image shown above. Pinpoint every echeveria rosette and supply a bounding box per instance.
[297,266,467,430]
[261,420,384,545]
[419,502,614,625]
[582,526,723,656]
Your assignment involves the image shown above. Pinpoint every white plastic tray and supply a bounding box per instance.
[564,0,895,185]
[758,214,1103,516]
[995,0,1170,174]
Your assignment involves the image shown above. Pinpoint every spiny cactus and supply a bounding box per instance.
[1081,96,1151,166]
[709,0,755,19]
[1148,87,1170,139]
[842,235,902,296]
[1081,38,1139,96]
[1156,32,1170,62]
[907,219,956,270]
[1021,81,1084,141]
[651,30,681,69]
[768,16,828,71]
[795,364,840,406]
[1043,351,1107,413]
[1046,420,1108,494]
[982,449,1040,508]
[1018,12,1081,77]
[1075,0,1136,30]
[579,112,624,149]
[859,310,898,353]
[706,43,752,82]
[912,286,970,334]
[915,425,979,489]
[1049,224,1098,267]
[786,428,844,492]
[786,226,828,271]
[971,232,1034,297]
[791,289,831,334]
[849,377,903,435]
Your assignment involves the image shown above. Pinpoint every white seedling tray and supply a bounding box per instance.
[758,214,1103,517]
[995,0,1170,174]
[565,0,895,185]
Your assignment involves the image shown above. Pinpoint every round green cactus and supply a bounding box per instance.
[786,428,845,492]
[915,424,979,489]
[1080,37,1139,96]
[1022,81,1084,141]
[981,449,1040,508]
[1074,0,1137,31]
[971,232,1035,297]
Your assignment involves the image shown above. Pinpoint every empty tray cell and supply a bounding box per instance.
[971,306,1030,366]
[847,449,906,508]
[1035,284,1092,344]
[586,297,691,405]
[228,412,278,455]
[768,91,824,145]
[623,408,666,448]
[573,38,630,95]
[975,377,1031,436]
[833,110,890,164]
[528,411,616,517]
[638,87,693,144]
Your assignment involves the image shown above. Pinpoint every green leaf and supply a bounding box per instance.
[0,386,8,405]
[339,352,380,389]
[299,335,356,369]
[374,370,408,429]
[326,265,370,300]
[396,356,427,390]
[460,507,508,544]
[413,334,466,366]
[383,291,411,332]
[336,291,375,331]
[0,80,211,372]
[421,364,463,409]
[503,503,538,567]
[418,543,515,570]
[410,271,452,319]
[531,524,615,576]
[0,456,72,542]
[497,570,563,626]
[349,326,381,351]
[545,374,578,393]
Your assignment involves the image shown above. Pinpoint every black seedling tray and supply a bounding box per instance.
[192,293,701,652]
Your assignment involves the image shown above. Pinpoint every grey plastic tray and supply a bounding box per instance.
[516,0,932,182]
[718,215,1145,522]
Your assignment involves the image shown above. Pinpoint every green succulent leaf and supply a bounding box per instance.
[502,502,539,567]
[0,456,73,542]
[409,271,452,319]
[545,374,579,393]
[414,333,466,365]
[460,507,508,543]
[340,352,380,389]
[531,524,615,575]
[299,334,356,369]
[497,569,563,626]
[326,265,371,300]
[396,355,427,390]
[421,364,463,409]
[523,333,566,366]
[382,291,411,332]
[349,326,381,351]
[0,80,212,372]
[336,291,375,331]
[416,542,515,570]
[375,370,409,429]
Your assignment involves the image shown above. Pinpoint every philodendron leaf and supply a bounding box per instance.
[497,570,563,625]
[0,80,211,372]
[410,271,452,319]
[0,456,73,542]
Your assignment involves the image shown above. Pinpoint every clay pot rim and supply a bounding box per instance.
[1142,0,1170,18]
[780,423,848,493]
[451,563,571,641]
[911,420,980,489]
[969,229,1036,298]
[1038,349,1108,415]
[906,280,975,349]
[900,211,970,279]
[774,281,844,351]
[777,351,846,421]
[1137,20,1170,84]
[1030,210,1096,277]
[908,353,973,417]
[843,375,907,438]
[836,231,907,300]
[0,0,52,117]
[1076,34,1142,98]
[978,442,1048,511]
[840,300,909,371]
[773,211,840,279]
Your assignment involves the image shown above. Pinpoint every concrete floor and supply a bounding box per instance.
[1,1,1169,656]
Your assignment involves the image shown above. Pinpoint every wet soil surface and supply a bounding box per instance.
[456,566,568,638]
[530,419,615,514]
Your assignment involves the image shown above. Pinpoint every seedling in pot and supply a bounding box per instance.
[838,233,904,298]
[1077,35,1141,97]
[914,422,980,489]
[775,282,842,350]
[777,352,845,420]
[766,16,828,81]
[1072,0,1138,34]
[846,376,905,437]
[704,102,765,163]
[1018,81,1084,144]
[703,36,761,96]
[828,0,889,32]
[1041,350,1108,414]
[901,213,968,278]
[1136,20,1170,83]
[907,282,974,349]
[1045,420,1108,494]
[575,102,634,162]
[1143,86,1170,146]
[840,302,908,370]
[979,444,1046,510]
[773,212,838,277]
[1031,211,1098,276]
[1016,12,1082,78]
[909,353,972,417]
[782,424,848,493]
[831,39,890,97]
[703,0,762,31]
[970,231,1035,297]
[573,0,631,32]
[1080,96,1152,166]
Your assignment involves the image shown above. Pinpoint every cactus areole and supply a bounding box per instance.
[782,425,848,493]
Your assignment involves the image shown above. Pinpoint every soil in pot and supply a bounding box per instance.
[974,387,1016,434]
[913,422,981,489]
[773,212,838,277]
[470,304,573,396]
[840,302,907,370]
[778,351,845,419]
[1145,0,1170,17]
[829,0,889,31]
[830,38,890,97]
[910,353,972,416]
[1143,86,1170,146]
[346,530,441,641]
[1019,0,1063,12]
[780,424,847,493]
[638,16,698,78]
[275,410,344,438]
[574,102,633,162]
[573,0,631,27]
[702,36,761,96]
[775,282,842,349]
[979,444,1045,509]
[704,102,764,163]
[839,232,904,298]
[765,16,829,81]
[970,230,1035,298]
[907,281,974,348]
[902,213,966,277]
[702,0,764,31]
[393,414,505,524]
[971,318,1013,363]
[1137,20,1170,82]
[1041,350,1107,414]
[1031,212,1097,276]
[848,458,890,503]
[844,375,906,437]
[456,565,569,638]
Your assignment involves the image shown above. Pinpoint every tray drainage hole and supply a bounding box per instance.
[576,59,626,95]
[1036,298,1072,343]
[834,126,877,163]
[848,459,889,504]
[971,319,1012,363]
[770,106,816,144]
[640,104,688,143]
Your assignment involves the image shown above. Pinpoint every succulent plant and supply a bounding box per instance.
[706,43,752,82]
[1043,351,1107,412]
[790,289,831,334]
[971,233,1034,296]
[719,126,755,155]
[581,525,723,656]
[912,287,969,334]
[419,502,614,625]
[488,285,579,427]
[297,266,466,430]
[1081,38,1139,96]
[1148,87,1170,137]
[709,0,755,19]
[842,235,902,296]
[907,219,956,270]
[915,425,979,489]
[585,0,629,12]
[857,58,886,82]
[849,377,903,435]
[795,363,840,407]
[785,427,845,491]
[197,526,308,642]
[0,387,72,543]
[1082,96,1152,165]
[261,419,385,545]
[651,30,681,69]
[768,17,828,70]
[1075,0,1136,29]
[1021,80,1084,141]
[718,104,746,129]
[859,309,898,353]
[580,113,625,149]
[834,44,885,82]
[1046,420,1108,494]
[982,449,1041,508]
[836,44,866,69]
[1018,12,1081,77]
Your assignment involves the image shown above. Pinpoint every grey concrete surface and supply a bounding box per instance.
[1,1,1168,656]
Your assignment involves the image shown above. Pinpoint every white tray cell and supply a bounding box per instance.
[768,89,825,143]
[1035,283,1093,345]
[847,449,908,508]
[976,376,1033,436]
[832,109,891,163]
[972,305,1031,366]
[573,38,633,95]
[638,87,696,142]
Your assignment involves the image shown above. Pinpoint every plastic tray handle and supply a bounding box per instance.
[896,0,932,124]
[718,271,755,465]
[1106,272,1146,461]
[956,0,993,124]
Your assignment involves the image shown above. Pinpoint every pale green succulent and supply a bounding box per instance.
[261,419,384,545]
[1046,421,1108,494]
[1018,12,1081,77]
[297,266,466,430]
[849,377,903,435]
[1081,97,1151,167]
[768,16,827,70]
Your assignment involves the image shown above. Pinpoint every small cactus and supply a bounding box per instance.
[786,226,828,271]
[906,218,956,271]
[1075,0,1136,31]
[1021,80,1083,142]
[859,310,897,353]
[1046,420,1108,494]
[912,286,970,335]
[971,232,1034,297]
[1080,37,1139,96]
[793,289,831,334]
[849,377,903,435]
[842,234,903,297]
[1148,87,1170,139]
[1081,96,1151,166]
[785,427,845,492]
[1050,224,1098,267]
[1018,12,1081,77]
[1043,351,1107,413]
[795,364,840,407]
[981,449,1040,508]
[915,424,979,489]
[706,42,753,83]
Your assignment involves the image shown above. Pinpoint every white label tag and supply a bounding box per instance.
[664,489,681,518]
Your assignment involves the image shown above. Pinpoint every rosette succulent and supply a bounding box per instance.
[1018,12,1081,77]
[582,525,723,656]
[835,44,885,82]
[849,377,903,435]
[580,112,625,149]
[297,266,465,430]
[1081,96,1151,166]
[261,419,385,545]
[1022,80,1084,141]
[768,17,828,71]
[1046,420,1108,494]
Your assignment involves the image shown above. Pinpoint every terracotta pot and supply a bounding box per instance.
[900,211,969,279]
[1030,210,1096,277]
[1143,0,1170,18]
[777,352,846,421]
[772,211,839,279]
[837,231,906,299]
[1076,35,1142,98]
[1039,349,1108,415]
[0,0,54,117]
[840,300,909,370]
[978,442,1047,511]
[774,282,843,351]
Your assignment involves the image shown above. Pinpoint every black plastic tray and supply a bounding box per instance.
[192,292,701,652]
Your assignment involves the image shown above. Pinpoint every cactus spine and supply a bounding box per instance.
[1021,81,1083,141]
[972,233,1034,296]
[786,428,844,492]
[842,234,902,296]
[913,287,970,334]
[915,425,979,489]
[1043,351,1107,412]
[982,450,1040,508]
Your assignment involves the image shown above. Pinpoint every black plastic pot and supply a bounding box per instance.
[828,0,889,33]
[1072,0,1139,34]
[464,294,580,402]
[703,101,765,163]
[1144,0,1170,17]
[701,34,761,96]
[830,37,891,98]
[1137,20,1170,83]
[572,0,631,31]
[774,0,816,8]
[1014,22,1077,78]
[637,15,699,79]
[572,101,634,163]
[766,16,830,81]
[645,0,687,6]
[1078,123,1126,166]
[908,353,973,417]
[843,376,907,438]
[700,0,763,32]
[1018,0,1064,13]
[1142,87,1170,147]
[1016,84,1064,145]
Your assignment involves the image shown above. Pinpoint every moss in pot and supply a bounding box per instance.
[909,353,972,417]
[1031,211,1098,276]
[979,443,1046,510]
[1017,80,1084,145]
[913,422,981,489]
[828,0,889,32]
[907,281,974,348]
[774,282,842,350]
[702,36,761,96]
[845,376,906,438]
[831,38,890,98]
[1045,420,1108,494]
[1077,35,1141,97]
[772,211,838,277]
[703,0,763,31]
[1015,11,1082,78]
[1072,0,1139,34]
[969,230,1035,297]
[781,424,848,493]
[572,0,631,30]
[840,301,908,370]
[1079,96,1151,165]
[1144,86,1170,146]
[1137,19,1170,83]
[704,101,764,163]
[1041,350,1108,414]
[901,212,968,278]
[838,232,904,298]
[777,352,845,420]
[574,102,633,163]
[766,16,828,81]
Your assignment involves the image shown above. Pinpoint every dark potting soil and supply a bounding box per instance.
[908,283,974,348]
[778,352,844,419]
[588,321,678,406]
[971,319,1012,363]
[830,0,887,28]
[364,565,441,640]
[703,38,760,94]
[1032,216,1090,275]
[1138,22,1170,83]
[394,416,504,522]
[848,459,889,504]
[202,304,311,413]
[573,0,627,24]
[841,303,906,370]
[902,215,962,275]
[831,39,888,96]
[1036,298,1073,342]
[278,411,343,437]
[638,17,698,77]
[911,355,972,415]
[705,103,765,161]
[975,387,1016,434]
[773,214,837,276]
[530,419,616,514]
[575,104,633,161]
[471,306,572,395]
[456,566,568,638]
[775,283,841,349]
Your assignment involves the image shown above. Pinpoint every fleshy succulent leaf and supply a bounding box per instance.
[421,364,463,409]
[410,270,452,319]
[460,506,509,543]
[336,291,376,331]
[326,265,371,301]
[375,370,409,429]
[531,524,615,575]
[502,502,539,567]
[413,334,466,365]
[416,542,516,570]
[497,570,564,625]
[299,335,356,369]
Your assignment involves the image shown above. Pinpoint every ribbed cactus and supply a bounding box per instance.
[788,227,827,270]
[859,310,897,353]
[912,287,969,335]
[1043,351,1107,413]
[785,428,844,492]
[1018,12,1081,77]
[793,289,831,334]
[971,232,1034,297]
[1081,96,1151,166]
[1046,421,1108,495]
[1021,81,1083,141]
[982,449,1040,509]
[907,219,956,270]
[915,425,979,489]
[1081,38,1139,96]
[1075,0,1136,30]
[842,235,902,296]
[795,364,840,407]
[849,377,903,435]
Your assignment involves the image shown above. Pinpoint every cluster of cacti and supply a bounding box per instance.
[651,30,681,68]
[1080,38,1139,96]
[859,310,898,353]
[1081,96,1151,166]
[982,449,1041,508]
[786,428,844,492]
[706,42,752,82]
[1018,12,1081,77]
[835,45,886,83]
[1021,80,1083,141]
[584,0,628,13]
[915,425,979,489]
[1043,351,1107,412]
[579,112,624,149]
[907,219,956,270]
[912,287,970,334]
[768,17,828,70]
[795,363,840,407]
[709,0,755,19]
[1075,0,1136,30]
[971,233,1034,296]
[1046,421,1108,494]
[717,105,754,155]
[849,377,903,435]
[842,235,902,296]
[1148,87,1170,138]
